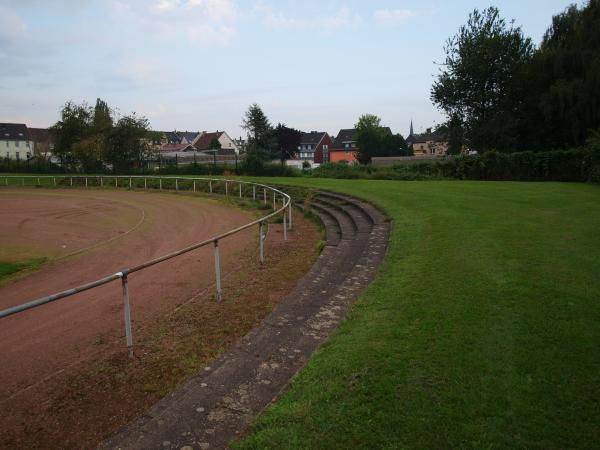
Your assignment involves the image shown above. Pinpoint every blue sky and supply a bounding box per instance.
[0,0,582,138]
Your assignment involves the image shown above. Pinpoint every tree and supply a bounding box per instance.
[354,114,408,163]
[436,114,465,155]
[431,7,534,152]
[355,114,385,164]
[208,138,222,150]
[49,101,94,169]
[241,103,274,158]
[381,133,410,157]
[528,0,600,149]
[107,113,152,171]
[274,123,302,163]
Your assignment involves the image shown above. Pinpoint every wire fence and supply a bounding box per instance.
[0,175,292,357]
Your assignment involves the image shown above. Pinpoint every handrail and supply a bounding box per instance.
[0,175,292,356]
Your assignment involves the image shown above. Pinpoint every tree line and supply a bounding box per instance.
[49,99,156,172]
[432,1,600,153]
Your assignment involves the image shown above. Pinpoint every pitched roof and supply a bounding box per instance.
[28,127,50,143]
[195,131,224,150]
[159,143,196,153]
[300,131,327,145]
[407,131,444,144]
[0,123,29,140]
[332,129,356,149]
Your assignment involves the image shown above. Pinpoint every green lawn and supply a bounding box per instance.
[231,179,600,450]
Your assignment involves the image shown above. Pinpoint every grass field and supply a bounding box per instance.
[231,179,600,450]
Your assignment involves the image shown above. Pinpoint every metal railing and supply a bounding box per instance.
[0,175,293,357]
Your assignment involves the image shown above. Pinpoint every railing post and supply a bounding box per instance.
[53,177,56,186]
[253,185,256,200]
[129,177,132,189]
[144,177,147,189]
[209,180,213,193]
[193,180,196,192]
[175,179,179,191]
[263,188,267,204]
[288,201,293,229]
[100,176,103,187]
[85,177,88,188]
[283,208,287,241]
[5,177,8,186]
[272,191,276,210]
[225,181,228,196]
[121,273,134,358]
[159,178,162,190]
[70,177,72,187]
[115,177,118,188]
[214,240,222,301]
[37,177,40,186]
[259,222,264,263]
[239,183,242,198]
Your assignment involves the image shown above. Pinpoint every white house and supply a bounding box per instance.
[1,123,34,161]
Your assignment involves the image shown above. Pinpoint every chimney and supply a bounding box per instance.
[426,127,432,133]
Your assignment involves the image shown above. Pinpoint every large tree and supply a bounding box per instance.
[431,7,534,152]
[49,101,94,169]
[107,113,152,171]
[355,114,408,164]
[241,103,274,158]
[529,0,600,149]
[273,123,302,163]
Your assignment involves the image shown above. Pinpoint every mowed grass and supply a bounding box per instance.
[232,179,600,450]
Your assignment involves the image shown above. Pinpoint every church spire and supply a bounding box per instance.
[409,119,414,136]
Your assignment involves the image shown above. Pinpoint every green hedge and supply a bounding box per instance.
[310,148,600,182]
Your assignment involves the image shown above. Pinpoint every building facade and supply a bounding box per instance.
[297,131,332,164]
[1,123,34,160]
[330,128,359,164]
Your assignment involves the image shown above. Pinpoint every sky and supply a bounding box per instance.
[0,0,583,138]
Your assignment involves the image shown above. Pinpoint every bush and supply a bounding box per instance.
[238,153,300,177]
[0,157,65,174]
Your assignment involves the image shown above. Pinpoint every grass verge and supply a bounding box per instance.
[233,179,600,450]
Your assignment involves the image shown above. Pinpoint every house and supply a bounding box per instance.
[297,131,333,164]
[1,123,34,161]
[159,143,197,154]
[330,129,358,163]
[406,124,449,156]
[28,127,54,158]
[195,131,239,155]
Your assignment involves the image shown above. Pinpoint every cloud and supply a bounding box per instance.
[112,0,239,45]
[373,8,416,25]
[255,3,360,32]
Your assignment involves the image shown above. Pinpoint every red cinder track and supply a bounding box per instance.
[0,189,255,402]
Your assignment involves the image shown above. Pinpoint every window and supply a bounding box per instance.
[16,140,20,147]
[16,152,20,160]
[26,142,30,148]
[26,152,31,158]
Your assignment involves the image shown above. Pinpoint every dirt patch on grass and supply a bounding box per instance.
[0,203,320,450]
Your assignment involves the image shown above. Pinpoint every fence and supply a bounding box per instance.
[0,175,292,357]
